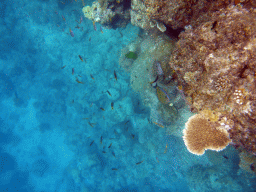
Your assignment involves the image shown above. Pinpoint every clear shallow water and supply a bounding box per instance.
[0,0,255,192]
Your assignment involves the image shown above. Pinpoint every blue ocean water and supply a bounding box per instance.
[0,0,255,192]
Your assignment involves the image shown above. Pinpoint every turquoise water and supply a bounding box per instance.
[0,0,255,192]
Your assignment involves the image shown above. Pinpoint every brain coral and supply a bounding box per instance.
[170,5,256,155]
[183,113,231,155]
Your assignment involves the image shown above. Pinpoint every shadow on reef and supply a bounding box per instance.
[164,25,184,40]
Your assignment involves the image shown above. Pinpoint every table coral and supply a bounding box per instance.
[183,113,231,155]
[169,5,256,155]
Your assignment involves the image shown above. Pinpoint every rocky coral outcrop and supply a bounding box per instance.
[82,0,130,28]
[130,0,167,32]
[144,0,256,29]
[169,5,256,155]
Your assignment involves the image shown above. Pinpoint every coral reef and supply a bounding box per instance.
[144,0,256,29]
[82,0,130,28]
[239,150,256,175]
[130,0,167,32]
[82,0,256,31]
[119,30,182,128]
[169,5,256,155]
[183,112,231,155]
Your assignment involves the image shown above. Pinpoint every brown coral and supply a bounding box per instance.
[143,0,256,29]
[183,113,231,155]
[239,150,256,175]
[144,0,234,29]
[170,5,256,155]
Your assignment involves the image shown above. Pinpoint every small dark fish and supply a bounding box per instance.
[100,107,105,111]
[136,161,144,165]
[90,140,94,146]
[112,168,118,170]
[111,102,114,110]
[72,68,74,75]
[78,55,83,62]
[250,163,255,171]
[61,65,66,69]
[125,120,129,125]
[69,28,74,37]
[100,136,103,144]
[114,70,117,81]
[107,90,112,96]
[93,21,97,31]
[102,151,106,153]
[112,151,115,157]
[164,144,168,153]
[223,155,228,159]
[89,37,91,41]
[108,143,112,148]
[76,77,84,84]
[90,74,94,80]
[62,15,66,21]
[88,122,95,127]
[131,134,135,139]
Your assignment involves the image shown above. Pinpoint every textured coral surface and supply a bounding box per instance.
[82,1,130,28]
[144,0,256,29]
[183,113,231,155]
[169,5,256,155]
[239,150,256,175]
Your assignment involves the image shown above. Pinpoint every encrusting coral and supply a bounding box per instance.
[239,150,256,175]
[143,0,256,29]
[183,112,231,155]
[82,1,130,28]
[169,5,256,156]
